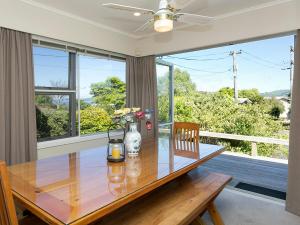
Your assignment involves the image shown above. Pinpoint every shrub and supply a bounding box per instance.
[80,106,112,135]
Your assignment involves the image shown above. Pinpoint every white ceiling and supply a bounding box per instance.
[20,0,292,38]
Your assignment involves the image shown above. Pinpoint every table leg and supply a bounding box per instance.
[207,202,225,225]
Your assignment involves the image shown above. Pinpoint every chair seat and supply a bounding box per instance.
[19,215,47,225]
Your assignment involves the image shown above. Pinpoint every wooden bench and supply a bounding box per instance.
[96,169,232,225]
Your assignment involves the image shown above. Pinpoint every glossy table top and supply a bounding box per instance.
[8,133,224,225]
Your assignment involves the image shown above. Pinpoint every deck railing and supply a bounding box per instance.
[160,128,289,157]
[200,131,289,157]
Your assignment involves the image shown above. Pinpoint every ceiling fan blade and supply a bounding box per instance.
[134,19,154,33]
[176,13,215,24]
[169,0,196,10]
[102,3,155,15]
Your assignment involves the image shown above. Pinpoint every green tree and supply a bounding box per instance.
[173,68,197,96]
[80,106,112,134]
[239,89,263,103]
[158,95,170,122]
[263,98,285,118]
[80,100,91,110]
[36,106,51,140]
[35,108,69,139]
[174,92,285,157]
[219,87,263,103]
[158,68,197,122]
[218,87,234,97]
[157,68,197,96]
[35,95,54,107]
[90,77,126,112]
[164,68,288,158]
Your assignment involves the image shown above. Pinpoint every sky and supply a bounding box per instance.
[33,46,126,98]
[33,34,294,98]
[78,55,125,98]
[160,34,295,93]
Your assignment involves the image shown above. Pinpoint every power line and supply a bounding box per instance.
[179,51,230,59]
[241,50,285,68]
[172,63,231,74]
[188,73,230,79]
[239,55,280,69]
[164,55,230,61]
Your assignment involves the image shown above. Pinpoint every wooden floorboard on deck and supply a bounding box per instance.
[200,153,288,192]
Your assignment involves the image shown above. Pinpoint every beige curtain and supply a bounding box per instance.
[0,27,37,165]
[286,30,300,216]
[126,56,158,137]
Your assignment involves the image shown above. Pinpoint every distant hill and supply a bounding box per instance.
[261,89,290,97]
[82,98,93,104]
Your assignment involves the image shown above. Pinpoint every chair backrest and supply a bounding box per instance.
[173,122,200,158]
[0,161,19,225]
[173,122,200,142]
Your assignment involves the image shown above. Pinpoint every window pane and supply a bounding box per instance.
[157,63,171,123]
[36,94,71,141]
[79,55,126,135]
[33,46,69,88]
[160,35,294,160]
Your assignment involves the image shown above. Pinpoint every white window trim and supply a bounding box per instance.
[37,131,124,149]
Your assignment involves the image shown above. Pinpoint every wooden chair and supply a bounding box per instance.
[173,122,200,159]
[0,161,46,225]
[173,122,200,142]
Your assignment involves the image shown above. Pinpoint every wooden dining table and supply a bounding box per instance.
[8,133,225,225]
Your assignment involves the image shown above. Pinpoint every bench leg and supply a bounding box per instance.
[207,202,224,225]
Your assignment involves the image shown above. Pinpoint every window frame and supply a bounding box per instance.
[33,38,127,145]
[76,52,126,137]
[34,45,77,142]
[156,58,174,126]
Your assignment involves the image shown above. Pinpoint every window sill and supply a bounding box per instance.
[37,131,123,150]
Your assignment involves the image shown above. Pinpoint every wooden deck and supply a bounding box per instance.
[201,153,288,192]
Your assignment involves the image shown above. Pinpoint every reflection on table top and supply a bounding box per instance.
[8,134,224,225]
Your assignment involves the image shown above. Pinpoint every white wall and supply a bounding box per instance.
[0,0,136,56]
[135,0,300,56]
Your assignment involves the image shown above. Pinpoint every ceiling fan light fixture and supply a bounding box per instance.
[154,12,174,32]
[154,19,173,32]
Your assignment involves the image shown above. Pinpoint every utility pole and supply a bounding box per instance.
[282,46,294,98]
[229,50,242,101]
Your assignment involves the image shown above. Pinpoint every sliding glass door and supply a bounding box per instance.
[156,59,174,125]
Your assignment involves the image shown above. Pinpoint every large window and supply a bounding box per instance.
[33,43,126,142]
[158,34,294,160]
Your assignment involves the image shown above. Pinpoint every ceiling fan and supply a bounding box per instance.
[102,0,215,33]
